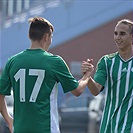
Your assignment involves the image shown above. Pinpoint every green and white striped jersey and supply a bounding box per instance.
[94,52,133,133]
[0,49,78,133]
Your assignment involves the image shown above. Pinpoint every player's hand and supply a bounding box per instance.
[87,58,93,63]
[7,116,13,133]
[81,58,94,75]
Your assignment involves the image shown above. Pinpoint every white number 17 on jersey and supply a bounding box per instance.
[14,69,45,102]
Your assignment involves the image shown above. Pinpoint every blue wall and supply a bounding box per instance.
[1,0,133,69]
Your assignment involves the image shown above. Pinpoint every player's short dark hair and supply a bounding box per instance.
[28,16,54,41]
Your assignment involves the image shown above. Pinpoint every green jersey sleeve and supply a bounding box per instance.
[0,59,12,95]
[54,56,79,93]
[94,56,107,87]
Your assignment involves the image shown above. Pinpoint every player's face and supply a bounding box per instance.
[114,23,132,50]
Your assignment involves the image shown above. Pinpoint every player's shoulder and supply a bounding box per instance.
[8,51,25,61]
[103,52,118,60]
[98,52,118,65]
[47,52,64,61]
[4,51,25,68]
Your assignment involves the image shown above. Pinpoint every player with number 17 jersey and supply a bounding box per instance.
[0,49,79,133]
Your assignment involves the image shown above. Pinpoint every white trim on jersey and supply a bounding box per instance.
[50,83,60,133]
[131,121,133,133]
[104,57,115,133]
[114,60,123,132]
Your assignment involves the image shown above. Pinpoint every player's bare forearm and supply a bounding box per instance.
[87,77,102,96]
[81,59,102,96]
[71,63,94,96]
[0,94,13,133]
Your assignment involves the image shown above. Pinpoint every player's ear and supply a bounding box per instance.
[43,33,49,41]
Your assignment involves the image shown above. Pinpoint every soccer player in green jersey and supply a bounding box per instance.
[82,19,133,133]
[0,17,94,133]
